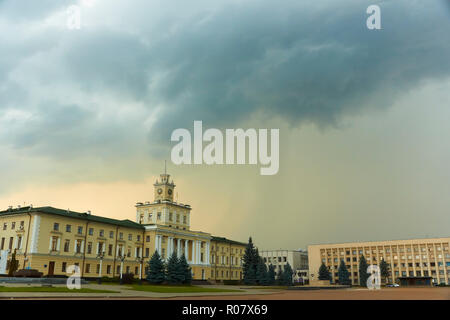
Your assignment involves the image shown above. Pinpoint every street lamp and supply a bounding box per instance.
[97,252,105,284]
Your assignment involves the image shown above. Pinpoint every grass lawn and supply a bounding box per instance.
[126,284,243,293]
[0,286,118,293]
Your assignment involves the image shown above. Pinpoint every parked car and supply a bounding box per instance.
[386,283,400,287]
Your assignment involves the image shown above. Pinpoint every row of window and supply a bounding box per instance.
[2,221,25,231]
[140,211,188,224]
[60,261,140,276]
[211,269,242,279]
[0,236,23,251]
[52,223,143,241]
[321,245,449,256]
[263,256,287,263]
[210,246,243,254]
[323,254,450,264]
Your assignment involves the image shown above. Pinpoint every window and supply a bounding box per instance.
[108,244,113,256]
[16,236,22,249]
[0,238,4,250]
[145,248,149,257]
[50,236,58,251]
[137,235,140,242]
[169,212,173,221]
[109,231,114,239]
[99,229,104,237]
[157,212,161,220]
[11,222,15,230]
[176,214,179,222]
[62,262,67,272]
[88,228,93,235]
[107,265,111,274]
[183,216,187,224]
[3,223,7,230]
[146,236,150,242]
[128,234,132,241]
[87,242,92,254]
[64,240,70,252]
[76,239,82,253]
[53,223,59,231]
[119,232,123,240]
[77,226,83,234]
[85,264,90,273]
[96,264,100,274]
[66,225,71,233]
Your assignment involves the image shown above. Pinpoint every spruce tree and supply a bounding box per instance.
[243,237,257,285]
[359,254,369,287]
[338,259,351,285]
[166,251,184,284]
[267,264,276,285]
[379,259,390,285]
[146,250,166,284]
[276,266,284,285]
[179,253,192,285]
[256,257,269,285]
[282,262,294,286]
[318,262,331,281]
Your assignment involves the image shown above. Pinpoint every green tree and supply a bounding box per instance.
[267,264,276,285]
[166,251,184,284]
[359,254,369,287]
[8,249,19,277]
[256,257,269,285]
[276,266,284,285]
[146,250,166,284]
[243,237,257,285]
[379,259,390,285]
[282,262,294,286]
[318,262,331,281]
[338,259,351,285]
[178,254,192,285]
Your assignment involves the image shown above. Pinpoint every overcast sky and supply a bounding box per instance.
[0,0,449,250]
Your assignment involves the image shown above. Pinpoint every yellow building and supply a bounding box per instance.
[308,237,450,286]
[0,171,246,281]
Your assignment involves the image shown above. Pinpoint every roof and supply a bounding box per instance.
[211,236,247,247]
[0,206,144,230]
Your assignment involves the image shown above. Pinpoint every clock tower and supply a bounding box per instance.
[154,172,175,202]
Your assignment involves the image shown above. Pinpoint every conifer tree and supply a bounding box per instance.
[166,251,184,284]
[256,257,269,285]
[243,237,257,285]
[282,262,294,286]
[318,262,331,281]
[379,259,390,285]
[359,254,369,287]
[267,264,276,285]
[146,250,166,284]
[338,259,351,285]
[276,266,284,285]
[179,253,192,285]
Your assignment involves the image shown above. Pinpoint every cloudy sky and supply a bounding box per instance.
[0,0,449,250]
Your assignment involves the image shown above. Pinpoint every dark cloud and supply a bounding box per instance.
[0,0,449,161]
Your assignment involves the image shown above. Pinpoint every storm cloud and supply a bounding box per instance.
[0,0,449,176]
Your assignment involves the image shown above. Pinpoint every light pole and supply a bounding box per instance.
[97,252,104,284]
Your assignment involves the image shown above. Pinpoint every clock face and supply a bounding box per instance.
[157,188,163,194]
[168,189,173,195]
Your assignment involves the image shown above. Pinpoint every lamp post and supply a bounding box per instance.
[97,252,104,284]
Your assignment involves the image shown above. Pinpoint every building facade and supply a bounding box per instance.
[308,237,450,285]
[0,172,246,281]
[260,249,309,283]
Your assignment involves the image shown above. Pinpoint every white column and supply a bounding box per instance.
[196,241,201,264]
[56,238,60,251]
[191,240,195,264]
[177,239,181,257]
[184,240,189,259]
[81,240,85,253]
[206,242,210,265]
[49,237,52,251]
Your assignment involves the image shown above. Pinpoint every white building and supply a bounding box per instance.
[260,249,309,284]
